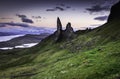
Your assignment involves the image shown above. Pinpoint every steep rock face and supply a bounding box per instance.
[108,1,120,22]
[57,17,62,30]
[54,17,63,42]
[53,17,74,42]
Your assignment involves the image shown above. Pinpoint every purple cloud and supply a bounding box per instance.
[86,5,110,13]
[16,14,34,23]
[94,15,108,21]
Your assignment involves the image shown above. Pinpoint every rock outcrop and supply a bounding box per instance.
[54,17,63,42]
[108,1,120,22]
[54,17,75,42]
[57,17,62,30]
[64,22,74,39]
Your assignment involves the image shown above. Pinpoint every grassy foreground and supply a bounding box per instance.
[0,21,120,79]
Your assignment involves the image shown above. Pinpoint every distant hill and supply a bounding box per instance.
[0,32,17,36]
[0,33,50,47]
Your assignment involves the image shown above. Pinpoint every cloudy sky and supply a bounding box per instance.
[0,0,119,30]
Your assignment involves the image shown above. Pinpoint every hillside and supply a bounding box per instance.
[0,33,50,48]
[0,1,120,79]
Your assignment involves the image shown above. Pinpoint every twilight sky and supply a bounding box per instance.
[0,0,119,30]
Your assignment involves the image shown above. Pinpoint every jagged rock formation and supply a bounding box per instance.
[57,17,62,30]
[53,17,75,42]
[108,1,120,22]
[54,17,63,42]
[64,22,74,39]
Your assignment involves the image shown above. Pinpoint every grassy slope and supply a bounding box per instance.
[0,21,120,79]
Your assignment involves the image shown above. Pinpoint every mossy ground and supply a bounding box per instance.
[0,21,120,79]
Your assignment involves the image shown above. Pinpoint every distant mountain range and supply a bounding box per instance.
[0,32,18,36]
[0,23,55,35]
[0,33,50,47]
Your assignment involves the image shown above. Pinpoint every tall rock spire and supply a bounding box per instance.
[57,17,62,31]
[54,17,63,42]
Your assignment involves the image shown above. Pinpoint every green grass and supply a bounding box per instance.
[0,40,120,79]
[29,41,120,79]
[0,21,120,79]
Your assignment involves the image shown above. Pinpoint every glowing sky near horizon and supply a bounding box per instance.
[0,0,119,30]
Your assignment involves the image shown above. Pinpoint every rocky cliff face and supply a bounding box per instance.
[108,1,120,22]
[53,17,75,42]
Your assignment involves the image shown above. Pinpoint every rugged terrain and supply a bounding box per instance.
[0,1,120,79]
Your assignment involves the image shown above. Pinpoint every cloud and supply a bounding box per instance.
[21,18,33,23]
[32,16,41,19]
[58,4,65,7]
[46,9,56,11]
[86,5,110,13]
[0,24,6,27]
[55,7,65,11]
[16,14,34,23]
[46,3,71,12]
[94,15,108,21]
[16,14,26,18]
[0,22,30,27]
[0,22,55,34]
[0,17,13,19]
[66,6,71,9]
[46,7,65,11]
[86,0,119,14]
[90,24,102,27]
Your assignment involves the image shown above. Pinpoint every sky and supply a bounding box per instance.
[0,0,119,31]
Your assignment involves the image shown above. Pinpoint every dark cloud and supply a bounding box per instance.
[21,18,33,23]
[16,14,26,18]
[91,0,119,6]
[86,0,119,14]
[66,6,71,9]
[0,17,13,19]
[0,22,30,27]
[86,5,110,13]
[46,7,65,11]
[55,7,65,11]
[46,9,56,11]
[32,16,41,19]
[58,3,65,7]
[94,15,108,21]
[46,3,71,12]
[16,14,34,23]
[57,3,71,8]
